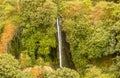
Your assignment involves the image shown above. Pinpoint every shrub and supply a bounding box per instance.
[84,66,115,78]
[109,56,120,78]
[44,67,80,78]
[19,53,32,69]
[21,72,36,78]
[0,54,21,78]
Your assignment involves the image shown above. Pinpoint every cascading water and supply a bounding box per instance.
[57,18,62,68]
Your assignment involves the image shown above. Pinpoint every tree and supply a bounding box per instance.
[20,0,57,66]
[0,54,21,78]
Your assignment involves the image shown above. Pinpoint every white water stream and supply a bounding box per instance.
[57,18,62,68]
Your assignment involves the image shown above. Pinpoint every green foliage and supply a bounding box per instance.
[19,53,32,69]
[20,0,57,65]
[109,56,120,78]
[0,54,21,78]
[0,0,22,54]
[1,0,120,78]
[93,0,120,3]
[60,0,93,75]
[60,0,120,76]
[0,54,36,78]
[0,0,21,23]
[84,66,115,78]
[0,25,4,38]
[44,67,80,78]
[35,57,50,66]
[21,72,36,78]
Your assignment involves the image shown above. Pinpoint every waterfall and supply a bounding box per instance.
[56,18,62,68]
[56,18,75,68]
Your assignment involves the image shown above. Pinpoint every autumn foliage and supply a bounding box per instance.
[0,21,16,53]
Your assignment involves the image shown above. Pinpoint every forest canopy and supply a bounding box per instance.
[0,0,120,78]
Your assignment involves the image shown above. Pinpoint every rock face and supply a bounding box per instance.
[62,31,76,69]
[23,66,53,78]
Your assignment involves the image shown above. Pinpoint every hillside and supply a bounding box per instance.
[0,0,120,78]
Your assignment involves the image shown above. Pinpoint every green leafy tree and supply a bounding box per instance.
[44,67,80,78]
[0,54,21,78]
[109,56,120,78]
[60,0,120,77]
[20,0,57,66]
[84,66,115,78]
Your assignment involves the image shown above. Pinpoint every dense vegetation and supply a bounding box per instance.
[44,67,80,78]
[0,0,120,78]
[60,0,120,77]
